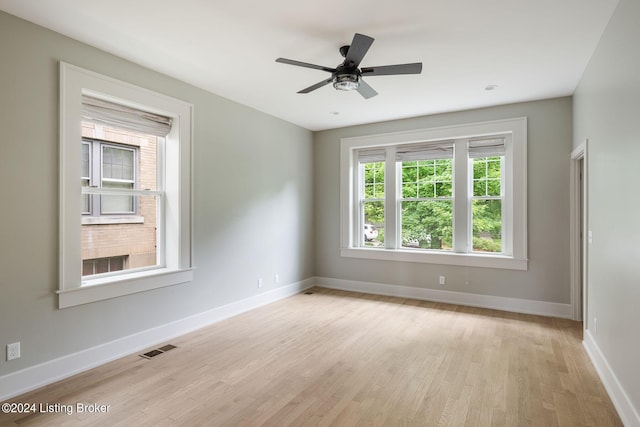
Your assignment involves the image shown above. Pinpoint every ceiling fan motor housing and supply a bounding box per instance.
[333,65,361,91]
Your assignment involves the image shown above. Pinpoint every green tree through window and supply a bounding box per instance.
[472,156,503,252]
[400,159,453,249]
[342,117,527,270]
[362,162,385,245]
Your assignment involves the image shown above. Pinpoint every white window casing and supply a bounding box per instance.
[59,62,193,308]
[340,117,527,270]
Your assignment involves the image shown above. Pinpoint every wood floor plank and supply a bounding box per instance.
[0,287,622,426]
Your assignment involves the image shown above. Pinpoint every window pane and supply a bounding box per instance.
[101,181,135,213]
[81,128,160,276]
[402,159,452,199]
[473,157,502,197]
[82,260,94,276]
[487,179,501,196]
[402,183,417,198]
[472,199,502,253]
[402,164,417,182]
[109,256,125,271]
[435,159,452,179]
[418,182,435,198]
[82,194,158,275]
[435,181,452,197]
[81,143,90,178]
[96,257,109,274]
[103,146,134,180]
[363,201,384,247]
[82,179,90,214]
[362,161,385,247]
[487,159,501,178]
[401,200,453,250]
[473,159,486,179]
[363,161,384,198]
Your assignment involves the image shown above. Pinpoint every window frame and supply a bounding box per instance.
[82,139,139,217]
[340,118,527,270]
[59,62,193,308]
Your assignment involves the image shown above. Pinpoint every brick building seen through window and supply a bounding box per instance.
[81,122,157,276]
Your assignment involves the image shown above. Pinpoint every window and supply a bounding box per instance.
[361,158,385,247]
[341,118,527,270]
[59,62,193,308]
[82,256,128,276]
[80,126,158,277]
[397,141,454,251]
[82,139,138,217]
[79,107,162,278]
[469,138,505,253]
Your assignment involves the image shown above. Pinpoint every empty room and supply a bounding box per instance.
[0,0,638,425]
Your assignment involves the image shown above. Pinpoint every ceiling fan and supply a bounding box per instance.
[276,33,422,99]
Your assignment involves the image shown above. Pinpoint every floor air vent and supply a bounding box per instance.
[140,344,177,359]
[158,344,177,352]
[141,349,163,359]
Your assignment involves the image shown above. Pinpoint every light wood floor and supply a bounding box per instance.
[1,287,622,426]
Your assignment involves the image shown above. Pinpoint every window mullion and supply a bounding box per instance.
[384,146,397,249]
[453,139,469,253]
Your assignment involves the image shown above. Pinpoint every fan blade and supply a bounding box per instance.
[298,78,333,94]
[345,33,374,68]
[361,63,423,76]
[276,58,335,73]
[356,79,378,99]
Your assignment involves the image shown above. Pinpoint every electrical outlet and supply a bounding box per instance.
[439,276,446,286]
[594,317,598,334]
[7,342,20,361]
[257,278,263,288]
[274,274,279,284]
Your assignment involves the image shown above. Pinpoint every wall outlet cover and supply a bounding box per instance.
[7,342,20,361]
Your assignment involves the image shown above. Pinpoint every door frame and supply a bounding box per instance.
[570,140,588,323]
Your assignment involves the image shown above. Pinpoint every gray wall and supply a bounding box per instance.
[0,11,314,376]
[573,0,640,415]
[314,97,573,304]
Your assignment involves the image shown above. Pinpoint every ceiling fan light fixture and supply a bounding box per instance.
[276,33,422,98]
[333,74,360,91]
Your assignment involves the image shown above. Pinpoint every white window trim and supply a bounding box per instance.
[340,117,528,270]
[59,62,194,308]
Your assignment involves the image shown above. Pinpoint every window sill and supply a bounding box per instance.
[341,247,528,270]
[57,268,194,308]
[81,215,144,225]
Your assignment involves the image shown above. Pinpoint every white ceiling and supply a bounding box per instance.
[0,0,619,131]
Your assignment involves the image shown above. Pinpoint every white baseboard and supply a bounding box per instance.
[314,277,573,319]
[0,278,313,401]
[583,330,640,427]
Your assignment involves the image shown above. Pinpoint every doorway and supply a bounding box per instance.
[570,141,588,326]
